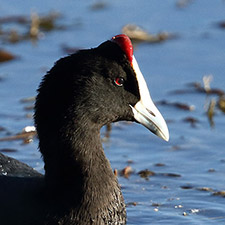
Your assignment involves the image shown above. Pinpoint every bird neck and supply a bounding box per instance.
[42,119,121,205]
[39,120,126,223]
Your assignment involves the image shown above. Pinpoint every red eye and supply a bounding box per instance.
[114,77,124,87]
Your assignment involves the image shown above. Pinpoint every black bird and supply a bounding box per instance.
[0,34,169,225]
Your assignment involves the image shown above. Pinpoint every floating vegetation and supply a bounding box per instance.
[208,168,216,173]
[151,202,162,207]
[176,0,194,8]
[114,169,118,176]
[122,24,175,44]
[207,99,216,128]
[23,105,34,111]
[38,12,62,31]
[203,75,213,92]
[154,163,166,167]
[182,117,199,127]
[89,1,108,11]
[157,100,195,111]
[180,185,194,190]
[29,11,64,41]
[30,12,40,39]
[196,75,224,96]
[202,75,225,125]
[20,96,36,103]
[213,191,225,197]
[160,173,181,178]
[218,95,225,113]
[0,148,17,153]
[20,96,35,114]
[181,185,225,198]
[0,15,28,24]
[0,126,36,144]
[170,75,225,126]
[120,166,133,178]
[126,202,138,207]
[0,49,16,63]
[0,11,64,44]
[196,187,214,192]
[138,169,155,179]
[171,75,225,96]
[138,169,181,180]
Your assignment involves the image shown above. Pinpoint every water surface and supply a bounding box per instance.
[0,1,225,224]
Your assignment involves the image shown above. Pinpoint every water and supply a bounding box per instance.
[1,0,225,224]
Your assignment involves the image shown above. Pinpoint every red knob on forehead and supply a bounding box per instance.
[111,34,133,64]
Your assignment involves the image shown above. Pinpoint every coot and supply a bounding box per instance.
[0,34,169,225]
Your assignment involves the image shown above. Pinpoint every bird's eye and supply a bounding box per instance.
[114,77,124,87]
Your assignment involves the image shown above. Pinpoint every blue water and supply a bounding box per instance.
[1,0,225,224]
